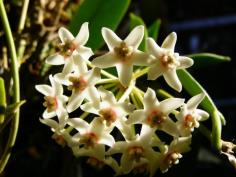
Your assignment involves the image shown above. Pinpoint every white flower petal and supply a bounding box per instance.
[76,46,93,59]
[42,109,56,119]
[74,22,89,46]
[80,102,98,115]
[49,75,63,95]
[161,32,177,52]
[40,118,59,131]
[86,86,100,108]
[163,70,182,92]
[144,88,159,110]
[116,120,135,140]
[159,98,184,114]
[132,51,153,66]
[127,110,146,124]
[147,63,165,80]
[124,25,144,50]
[99,133,115,147]
[92,53,118,68]
[195,109,209,121]
[116,63,133,87]
[89,117,104,136]
[56,108,68,125]
[67,118,89,133]
[58,27,74,43]
[46,54,65,65]
[67,90,85,113]
[170,136,191,153]
[187,93,205,110]
[61,60,74,75]
[87,67,101,85]
[147,38,164,58]
[102,27,122,50]
[73,54,88,74]
[161,118,179,137]
[178,56,194,69]
[107,141,127,155]
[98,87,117,105]
[35,85,53,96]
[139,124,155,144]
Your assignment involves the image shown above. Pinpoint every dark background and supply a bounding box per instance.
[4,0,236,177]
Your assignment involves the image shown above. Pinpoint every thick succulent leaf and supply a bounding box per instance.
[129,13,147,51]
[69,0,131,50]
[188,53,230,68]
[148,19,161,41]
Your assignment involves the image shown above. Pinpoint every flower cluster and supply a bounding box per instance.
[35,22,209,176]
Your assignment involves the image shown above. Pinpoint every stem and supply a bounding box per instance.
[18,0,30,33]
[0,78,6,124]
[133,67,149,79]
[96,78,118,85]
[211,110,222,150]
[0,0,20,173]
[118,81,135,103]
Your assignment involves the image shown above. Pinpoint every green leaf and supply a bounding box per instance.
[148,19,161,40]
[69,0,131,50]
[5,100,25,118]
[177,69,222,150]
[0,100,25,132]
[129,13,147,51]
[188,53,231,68]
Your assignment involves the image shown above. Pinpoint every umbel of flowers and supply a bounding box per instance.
[35,22,209,176]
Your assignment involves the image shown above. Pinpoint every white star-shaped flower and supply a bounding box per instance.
[147,32,193,92]
[35,75,68,120]
[127,88,184,136]
[46,22,92,65]
[107,124,161,174]
[155,136,192,173]
[46,22,93,76]
[81,87,135,140]
[176,93,209,136]
[92,25,153,87]
[72,144,121,173]
[39,118,75,147]
[67,117,115,148]
[62,65,100,113]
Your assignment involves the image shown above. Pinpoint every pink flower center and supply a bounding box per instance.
[86,157,104,169]
[146,109,166,128]
[43,96,58,112]
[114,42,133,61]
[128,146,144,162]
[99,108,117,126]
[59,41,77,58]
[52,133,66,147]
[68,76,87,92]
[160,53,179,69]
[184,114,198,129]
[80,132,98,148]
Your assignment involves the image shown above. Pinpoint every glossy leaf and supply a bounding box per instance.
[188,53,231,68]
[148,19,161,40]
[129,13,148,51]
[69,0,131,50]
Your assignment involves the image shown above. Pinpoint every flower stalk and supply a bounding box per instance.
[0,0,20,173]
